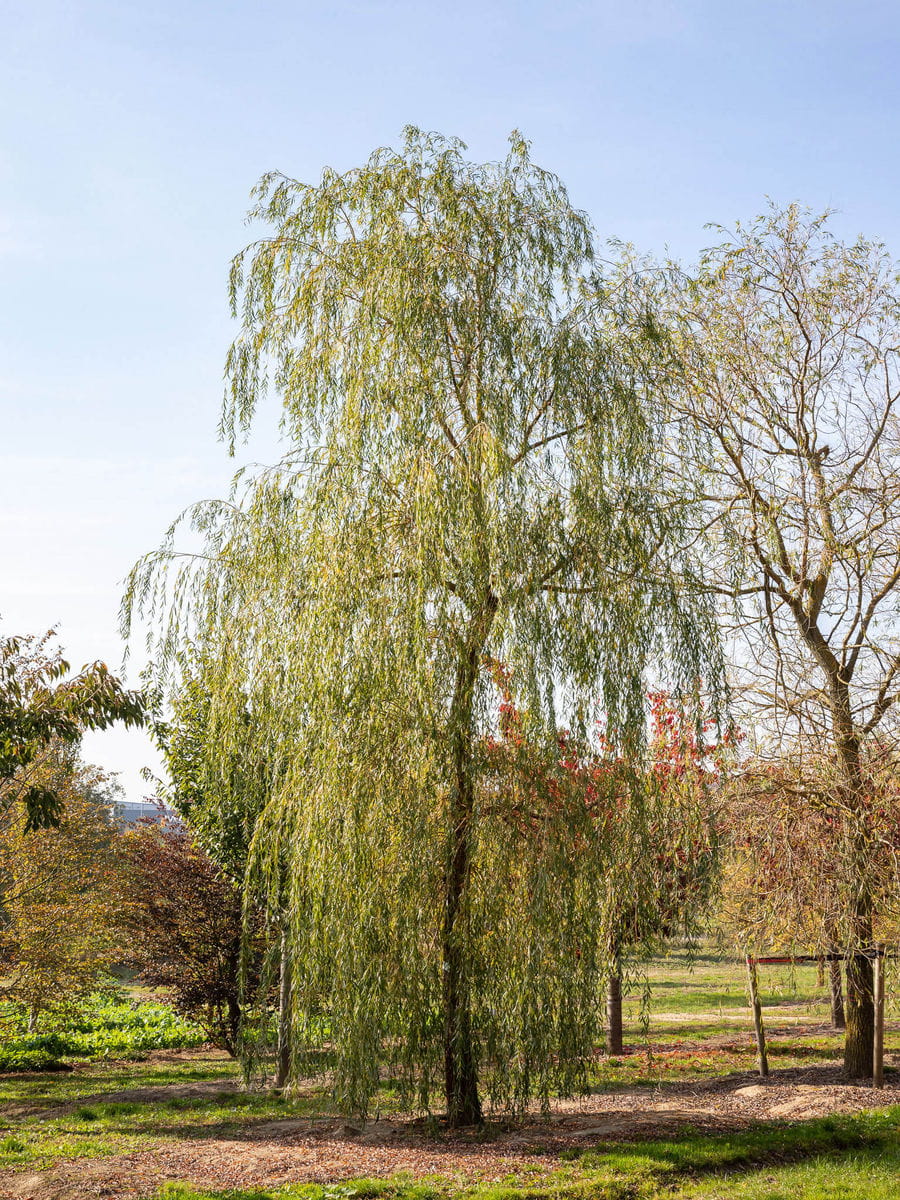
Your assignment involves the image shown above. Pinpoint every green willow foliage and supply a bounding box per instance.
[125,129,719,1121]
[154,662,275,884]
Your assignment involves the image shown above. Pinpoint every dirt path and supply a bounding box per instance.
[3,1064,899,1200]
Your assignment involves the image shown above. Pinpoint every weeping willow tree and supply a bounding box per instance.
[126,129,719,1124]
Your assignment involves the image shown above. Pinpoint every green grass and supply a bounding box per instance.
[679,1152,900,1198]
[0,1048,335,1170]
[0,1054,236,1108]
[154,1184,441,1200]
[630,953,831,1015]
[583,949,900,1091]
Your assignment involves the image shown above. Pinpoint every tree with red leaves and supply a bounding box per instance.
[481,663,723,1053]
[119,824,264,1055]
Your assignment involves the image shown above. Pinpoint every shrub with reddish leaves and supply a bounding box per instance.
[721,746,900,951]
[119,824,264,1055]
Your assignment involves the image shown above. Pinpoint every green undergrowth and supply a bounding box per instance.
[0,991,204,1071]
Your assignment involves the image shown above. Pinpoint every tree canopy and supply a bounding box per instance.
[661,205,900,1076]
[126,129,721,1121]
[0,632,144,831]
[119,822,264,1055]
[0,751,123,1027]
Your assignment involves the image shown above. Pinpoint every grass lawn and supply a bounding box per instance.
[0,951,897,1199]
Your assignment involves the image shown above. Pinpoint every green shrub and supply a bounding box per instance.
[0,1047,66,1072]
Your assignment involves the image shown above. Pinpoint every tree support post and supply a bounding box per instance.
[745,955,768,1078]
[606,969,624,1056]
[829,956,846,1029]
[873,944,885,1090]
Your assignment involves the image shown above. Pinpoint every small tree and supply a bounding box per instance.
[603,692,724,1051]
[152,662,288,1076]
[720,747,900,1028]
[153,664,272,882]
[0,631,143,830]
[120,823,263,1055]
[482,670,722,1053]
[0,753,122,1028]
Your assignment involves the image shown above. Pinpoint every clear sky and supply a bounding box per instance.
[3,0,900,799]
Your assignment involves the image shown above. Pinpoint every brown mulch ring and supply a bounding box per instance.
[3,1063,900,1200]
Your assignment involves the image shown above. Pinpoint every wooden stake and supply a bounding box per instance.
[873,943,885,1090]
[745,955,768,1078]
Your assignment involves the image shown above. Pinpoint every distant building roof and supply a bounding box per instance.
[110,799,179,828]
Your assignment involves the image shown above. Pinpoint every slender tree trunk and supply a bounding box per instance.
[275,929,292,1089]
[788,601,875,1075]
[816,957,825,988]
[225,996,242,1057]
[844,937,874,1077]
[821,673,873,1076]
[829,956,845,1029]
[606,970,623,1055]
[838,722,873,1076]
[442,594,496,1127]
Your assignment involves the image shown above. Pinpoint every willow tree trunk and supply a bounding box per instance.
[443,786,481,1126]
[606,970,624,1056]
[829,957,845,1029]
[442,594,496,1127]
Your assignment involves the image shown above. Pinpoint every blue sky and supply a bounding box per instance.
[3,0,900,797]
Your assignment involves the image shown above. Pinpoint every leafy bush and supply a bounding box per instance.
[0,1047,66,1072]
[119,825,265,1055]
[0,990,204,1071]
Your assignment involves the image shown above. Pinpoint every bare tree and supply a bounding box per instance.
[661,205,900,1077]
[717,744,900,1036]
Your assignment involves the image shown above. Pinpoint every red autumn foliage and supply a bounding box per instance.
[481,660,722,950]
[118,822,265,1055]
